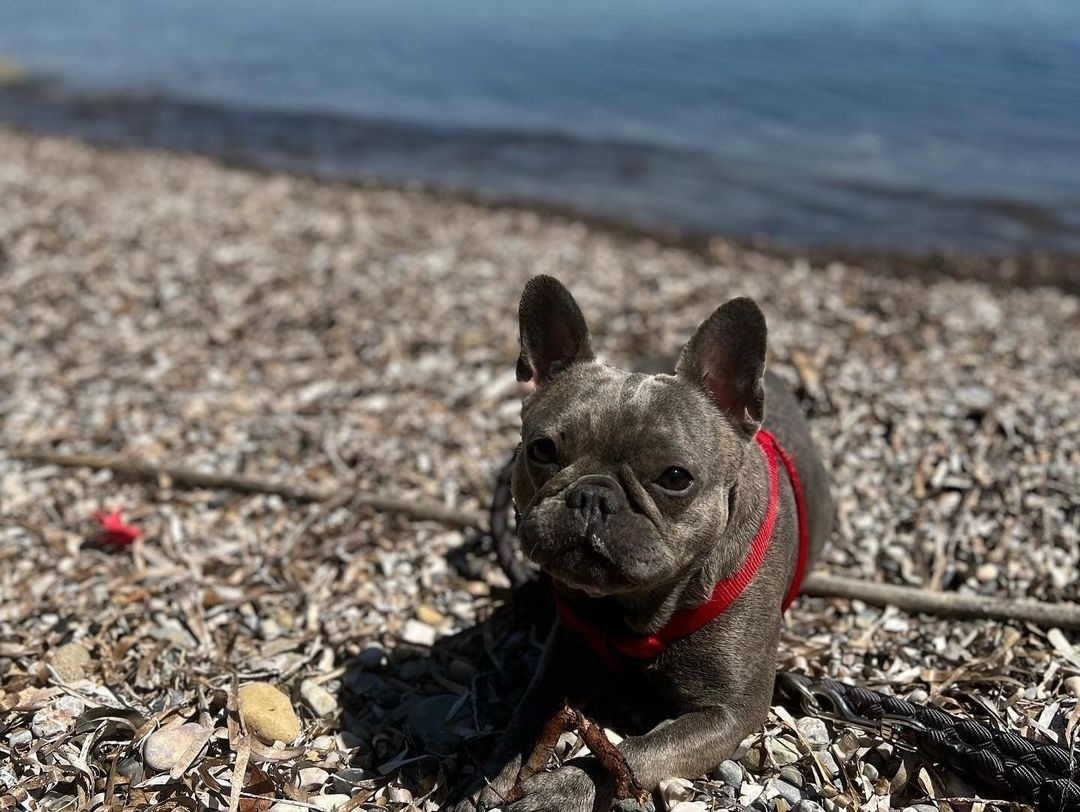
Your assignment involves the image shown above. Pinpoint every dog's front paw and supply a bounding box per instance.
[504,765,600,812]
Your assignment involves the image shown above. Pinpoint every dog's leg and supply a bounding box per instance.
[454,625,586,811]
[504,699,768,812]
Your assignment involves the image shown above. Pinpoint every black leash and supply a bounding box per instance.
[774,673,1080,811]
[486,451,1080,810]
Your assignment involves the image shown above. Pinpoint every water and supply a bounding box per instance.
[1,0,1078,253]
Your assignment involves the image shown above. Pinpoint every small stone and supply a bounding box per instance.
[8,729,31,748]
[739,744,767,771]
[861,762,879,782]
[259,618,283,640]
[415,604,446,626]
[774,779,802,805]
[311,794,352,810]
[1064,676,1080,698]
[795,717,829,750]
[834,731,860,760]
[357,644,385,669]
[406,693,465,754]
[779,766,804,788]
[975,563,999,582]
[269,804,307,812]
[143,723,213,771]
[795,802,825,812]
[816,752,840,777]
[449,658,477,682]
[658,777,694,804]
[401,619,437,647]
[331,767,379,793]
[51,642,91,682]
[300,680,338,718]
[768,737,800,766]
[669,803,706,812]
[238,682,301,743]
[31,696,84,739]
[54,695,85,716]
[386,787,413,803]
[713,760,744,788]
[298,766,330,788]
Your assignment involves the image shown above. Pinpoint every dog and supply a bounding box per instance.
[453,275,832,811]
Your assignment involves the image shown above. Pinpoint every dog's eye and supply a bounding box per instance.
[526,437,559,466]
[656,467,694,492]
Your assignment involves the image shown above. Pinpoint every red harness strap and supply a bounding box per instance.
[553,429,810,665]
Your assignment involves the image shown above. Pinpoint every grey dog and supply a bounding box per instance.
[453,275,832,811]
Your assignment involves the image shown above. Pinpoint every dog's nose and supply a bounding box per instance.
[565,475,624,516]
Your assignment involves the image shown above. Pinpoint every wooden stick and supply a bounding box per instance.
[11,447,1080,629]
[9,448,484,530]
[802,572,1080,630]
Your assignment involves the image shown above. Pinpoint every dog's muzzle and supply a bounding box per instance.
[564,475,626,551]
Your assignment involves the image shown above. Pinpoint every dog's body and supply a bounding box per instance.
[455,276,831,811]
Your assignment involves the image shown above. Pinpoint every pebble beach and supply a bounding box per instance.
[1,128,1078,810]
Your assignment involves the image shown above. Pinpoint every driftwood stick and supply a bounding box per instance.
[9,448,484,530]
[12,447,1080,629]
[505,705,577,803]
[802,572,1080,630]
[571,710,649,804]
[507,705,648,806]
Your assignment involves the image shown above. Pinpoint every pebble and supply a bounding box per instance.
[1064,675,1080,698]
[238,682,301,743]
[297,766,330,788]
[8,729,32,748]
[143,723,213,771]
[658,777,695,804]
[795,802,825,812]
[449,657,477,682]
[816,752,840,778]
[795,717,829,750]
[311,795,353,811]
[406,693,465,754]
[331,767,380,793]
[300,679,338,718]
[769,738,801,766]
[779,766,804,788]
[357,644,385,669]
[415,603,446,626]
[975,563,999,582]
[773,781,807,807]
[713,759,744,789]
[401,619,437,647]
[50,641,91,682]
[31,695,85,739]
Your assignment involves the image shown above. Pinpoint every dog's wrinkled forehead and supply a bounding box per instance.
[523,363,731,468]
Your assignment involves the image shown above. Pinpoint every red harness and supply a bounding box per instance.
[553,429,810,665]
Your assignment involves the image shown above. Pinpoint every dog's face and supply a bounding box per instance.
[512,276,768,597]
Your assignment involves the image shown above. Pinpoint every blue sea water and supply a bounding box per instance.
[0,0,1078,253]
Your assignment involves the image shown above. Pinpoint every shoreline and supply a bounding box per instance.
[0,91,1077,294]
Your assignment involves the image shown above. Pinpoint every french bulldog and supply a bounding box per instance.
[454,275,832,811]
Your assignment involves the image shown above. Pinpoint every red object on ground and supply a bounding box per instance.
[92,509,143,546]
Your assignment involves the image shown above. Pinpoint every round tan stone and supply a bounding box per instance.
[51,641,91,683]
[238,682,300,744]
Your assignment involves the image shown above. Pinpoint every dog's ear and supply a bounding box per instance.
[517,275,595,386]
[676,297,767,436]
